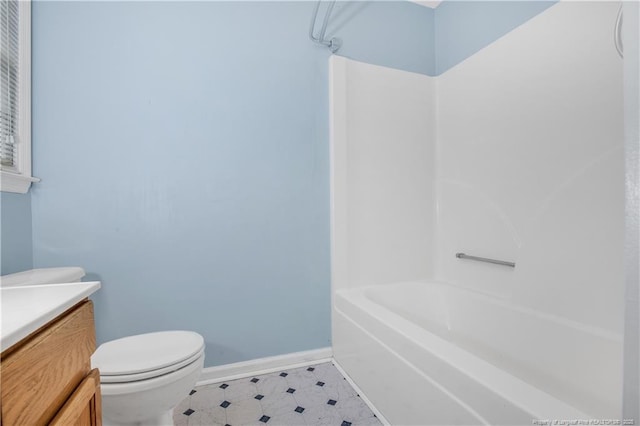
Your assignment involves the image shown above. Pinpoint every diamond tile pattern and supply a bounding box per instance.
[173,362,381,426]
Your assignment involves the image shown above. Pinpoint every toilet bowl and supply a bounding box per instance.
[0,267,205,426]
[92,331,205,426]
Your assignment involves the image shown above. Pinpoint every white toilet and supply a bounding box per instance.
[92,331,205,426]
[0,267,205,426]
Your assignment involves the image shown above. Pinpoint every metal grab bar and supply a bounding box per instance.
[455,253,516,268]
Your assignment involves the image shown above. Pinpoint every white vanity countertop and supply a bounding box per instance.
[0,281,101,352]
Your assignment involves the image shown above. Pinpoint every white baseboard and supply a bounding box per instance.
[197,347,333,386]
[332,359,391,426]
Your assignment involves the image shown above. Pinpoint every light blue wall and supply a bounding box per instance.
[435,1,555,74]
[31,1,434,367]
[332,1,435,75]
[0,192,33,275]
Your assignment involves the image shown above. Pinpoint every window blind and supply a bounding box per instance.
[0,0,20,170]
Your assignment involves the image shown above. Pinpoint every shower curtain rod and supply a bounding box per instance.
[309,0,342,53]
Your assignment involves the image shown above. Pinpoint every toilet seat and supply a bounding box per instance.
[99,346,205,383]
[92,331,205,383]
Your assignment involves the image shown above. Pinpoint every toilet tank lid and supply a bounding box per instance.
[0,267,86,287]
[92,331,205,376]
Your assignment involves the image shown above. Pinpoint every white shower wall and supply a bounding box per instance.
[330,58,437,291]
[332,1,624,331]
[436,1,624,334]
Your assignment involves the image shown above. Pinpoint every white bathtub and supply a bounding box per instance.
[333,281,622,425]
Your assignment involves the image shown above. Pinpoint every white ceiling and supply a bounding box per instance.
[408,1,442,9]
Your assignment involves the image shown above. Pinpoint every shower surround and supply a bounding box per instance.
[330,2,624,424]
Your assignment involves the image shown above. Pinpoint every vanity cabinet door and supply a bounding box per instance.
[0,300,96,425]
[50,369,102,426]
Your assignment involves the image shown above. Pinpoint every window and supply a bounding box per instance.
[1,0,37,193]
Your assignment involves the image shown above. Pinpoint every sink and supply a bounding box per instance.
[1,281,101,352]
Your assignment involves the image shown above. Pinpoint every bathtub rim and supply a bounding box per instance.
[360,280,623,341]
[334,284,592,422]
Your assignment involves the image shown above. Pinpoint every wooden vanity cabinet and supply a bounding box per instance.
[0,300,102,426]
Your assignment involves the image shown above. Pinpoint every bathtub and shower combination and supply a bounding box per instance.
[329,2,625,424]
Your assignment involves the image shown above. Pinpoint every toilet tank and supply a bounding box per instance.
[0,267,86,287]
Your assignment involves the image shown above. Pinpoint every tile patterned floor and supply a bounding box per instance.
[173,362,382,426]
